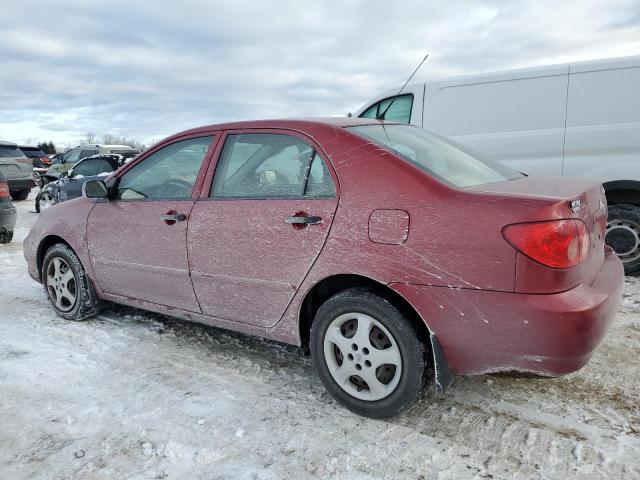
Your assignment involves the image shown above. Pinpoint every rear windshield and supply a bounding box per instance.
[19,148,46,157]
[350,124,522,188]
[0,145,26,158]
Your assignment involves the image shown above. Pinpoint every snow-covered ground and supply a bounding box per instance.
[1,192,639,480]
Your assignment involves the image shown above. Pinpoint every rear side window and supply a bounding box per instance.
[72,159,101,177]
[19,148,46,158]
[359,94,413,124]
[210,133,335,198]
[351,125,522,188]
[0,145,25,158]
[79,150,99,160]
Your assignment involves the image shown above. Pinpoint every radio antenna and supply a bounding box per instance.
[377,53,429,121]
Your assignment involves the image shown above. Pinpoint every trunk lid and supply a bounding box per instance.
[466,176,607,292]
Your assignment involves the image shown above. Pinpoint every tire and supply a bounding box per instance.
[310,288,428,418]
[36,190,57,213]
[606,204,640,275]
[10,189,30,201]
[42,243,99,321]
[0,229,13,244]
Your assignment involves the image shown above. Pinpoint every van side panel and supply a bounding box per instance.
[563,61,640,184]
[425,66,569,176]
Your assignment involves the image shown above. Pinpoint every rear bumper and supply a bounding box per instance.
[8,178,36,191]
[390,248,624,376]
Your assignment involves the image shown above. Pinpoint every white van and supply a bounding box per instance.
[357,55,640,274]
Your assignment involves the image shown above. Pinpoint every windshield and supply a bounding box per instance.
[350,124,522,188]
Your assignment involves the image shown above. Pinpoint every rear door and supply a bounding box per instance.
[87,135,215,311]
[187,130,339,328]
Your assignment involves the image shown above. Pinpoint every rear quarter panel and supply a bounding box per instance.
[270,126,554,343]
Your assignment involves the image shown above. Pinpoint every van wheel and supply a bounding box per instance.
[606,204,640,275]
[42,244,99,321]
[10,189,30,201]
[310,288,428,418]
[0,229,13,244]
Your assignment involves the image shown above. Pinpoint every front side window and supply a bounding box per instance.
[211,133,335,198]
[350,125,522,188]
[116,136,213,200]
[65,149,81,163]
[359,94,413,124]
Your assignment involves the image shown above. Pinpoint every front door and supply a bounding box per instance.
[87,136,214,311]
[188,132,338,327]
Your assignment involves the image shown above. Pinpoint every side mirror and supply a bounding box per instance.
[63,170,71,178]
[82,180,109,202]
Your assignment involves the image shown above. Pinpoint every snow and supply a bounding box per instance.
[1,191,639,479]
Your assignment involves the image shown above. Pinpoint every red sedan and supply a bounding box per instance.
[24,118,623,418]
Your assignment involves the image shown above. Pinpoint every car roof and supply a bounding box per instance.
[0,140,18,147]
[75,144,135,149]
[171,117,393,137]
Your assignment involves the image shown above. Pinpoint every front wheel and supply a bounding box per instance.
[42,243,99,320]
[606,204,640,275]
[36,190,57,212]
[0,229,13,244]
[310,288,428,418]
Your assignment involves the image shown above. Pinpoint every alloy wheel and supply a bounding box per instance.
[46,257,77,312]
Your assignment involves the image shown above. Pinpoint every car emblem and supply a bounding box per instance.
[569,199,581,214]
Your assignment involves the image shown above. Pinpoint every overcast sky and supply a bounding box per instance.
[1,0,639,148]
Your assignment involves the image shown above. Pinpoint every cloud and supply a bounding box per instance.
[0,0,639,147]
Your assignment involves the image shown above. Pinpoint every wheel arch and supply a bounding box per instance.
[603,180,640,206]
[298,273,454,391]
[36,235,72,281]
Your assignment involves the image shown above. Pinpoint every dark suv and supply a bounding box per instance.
[36,154,125,212]
[19,146,51,176]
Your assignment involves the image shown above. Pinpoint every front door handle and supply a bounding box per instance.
[285,215,322,225]
[160,212,187,223]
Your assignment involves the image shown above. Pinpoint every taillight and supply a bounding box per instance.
[0,181,9,199]
[41,156,51,165]
[502,219,590,269]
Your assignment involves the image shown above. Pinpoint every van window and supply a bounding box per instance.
[359,94,413,124]
[434,75,568,136]
[566,66,640,127]
[350,124,522,188]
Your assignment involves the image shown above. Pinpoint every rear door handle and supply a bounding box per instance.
[285,215,322,225]
[160,213,187,222]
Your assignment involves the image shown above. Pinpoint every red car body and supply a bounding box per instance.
[24,118,623,387]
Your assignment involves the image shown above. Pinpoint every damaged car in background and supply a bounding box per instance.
[36,154,126,212]
[24,118,624,418]
[38,144,139,188]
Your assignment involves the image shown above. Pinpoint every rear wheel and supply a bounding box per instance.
[0,229,13,244]
[310,288,428,418]
[606,204,640,275]
[42,243,99,320]
[10,189,30,201]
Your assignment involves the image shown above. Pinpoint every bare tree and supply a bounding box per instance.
[85,132,96,144]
